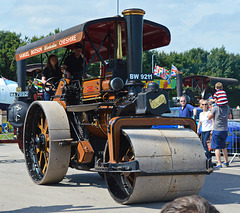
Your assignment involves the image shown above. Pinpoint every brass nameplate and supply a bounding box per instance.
[149,94,167,109]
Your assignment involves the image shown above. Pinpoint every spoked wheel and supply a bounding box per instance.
[24,101,71,184]
[105,129,207,204]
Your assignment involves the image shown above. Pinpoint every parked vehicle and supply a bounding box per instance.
[226,121,240,153]
[162,107,202,119]
[153,107,202,129]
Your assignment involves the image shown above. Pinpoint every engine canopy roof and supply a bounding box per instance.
[15,16,170,62]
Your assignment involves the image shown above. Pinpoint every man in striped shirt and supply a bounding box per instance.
[213,82,228,106]
[209,82,230,168]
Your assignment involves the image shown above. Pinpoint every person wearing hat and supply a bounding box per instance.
[62,42,84,81]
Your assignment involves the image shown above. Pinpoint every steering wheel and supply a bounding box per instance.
[43,77,59,94]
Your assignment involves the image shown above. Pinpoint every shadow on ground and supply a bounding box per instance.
[200,171,240,205]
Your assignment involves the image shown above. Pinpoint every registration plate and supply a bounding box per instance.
[10,91,29,97]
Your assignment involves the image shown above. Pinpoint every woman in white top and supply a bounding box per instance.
[197,100,213,159]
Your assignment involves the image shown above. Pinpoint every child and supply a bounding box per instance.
[212,82,228,106]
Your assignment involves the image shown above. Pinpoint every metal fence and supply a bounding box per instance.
[226,119,240,163]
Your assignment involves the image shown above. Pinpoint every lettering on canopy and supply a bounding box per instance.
[15,32,83,61]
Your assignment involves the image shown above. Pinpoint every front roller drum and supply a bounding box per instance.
[23,101,71,184]
[105,129,207,204]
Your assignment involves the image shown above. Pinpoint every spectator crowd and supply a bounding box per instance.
[179,82,232,169]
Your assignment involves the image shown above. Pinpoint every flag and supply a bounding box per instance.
[160,67,165,79]
[162,68,168,80]
[32,78,43,89]
[171,72,176,77]
[153,65,163,77]
[165,69,172,84]
[154,66,172,83]
[171,64,178,77]
[153,65,160,76]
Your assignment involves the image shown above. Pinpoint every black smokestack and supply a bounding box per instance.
[17,59,27,91]
[176,72,183,97]
[122,9,145,95]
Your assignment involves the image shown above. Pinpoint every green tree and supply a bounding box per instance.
[142,51,152,73]
[0,31,22,81]
[206,46,233,77]
[182,48,209,76]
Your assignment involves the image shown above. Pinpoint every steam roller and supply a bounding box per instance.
[8,8,212,205]
[23,101,209,204]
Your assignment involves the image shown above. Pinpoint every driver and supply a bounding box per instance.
[42,54,62,100]
[62,42,84,82]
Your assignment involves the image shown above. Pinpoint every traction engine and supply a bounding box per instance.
[8,9,212,204]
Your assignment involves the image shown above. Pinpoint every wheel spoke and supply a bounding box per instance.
[42,154,48,174]
[45,134,49,150]
[38,114,44,132]
[126,174,134,186]
[37,148,42,165]
[43,120,48,135]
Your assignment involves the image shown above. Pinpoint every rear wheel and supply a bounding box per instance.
[24,101,71,184]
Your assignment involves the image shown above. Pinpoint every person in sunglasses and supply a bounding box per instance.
[197,100,213,159]
[179,96,197,119]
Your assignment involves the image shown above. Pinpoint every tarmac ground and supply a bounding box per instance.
[0,143,240,213]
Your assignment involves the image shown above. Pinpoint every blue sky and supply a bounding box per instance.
[1,0,240,54]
